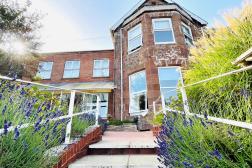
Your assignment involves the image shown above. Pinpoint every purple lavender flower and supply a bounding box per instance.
[14,127,20,140]
[204,112,208,120]
[209,150,222,160]
[200,119,207,128]
[182,161,194,168]
[4,120,8,135]
[2,105,7,115]
[0,93,2,99]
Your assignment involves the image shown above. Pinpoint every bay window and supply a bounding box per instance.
[128,24,142,52]
[158,67,181,108]
[129,71,148,114]
[153,18,175,44]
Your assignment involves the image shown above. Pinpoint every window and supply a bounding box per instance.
[153,18,175,44]
[128,24,142,52]
[129,71,148,114]
[63,61,80,78]
[158,67,181,108]
[181,23,193,46]
[93,59,109,77]
[37,62,53,79]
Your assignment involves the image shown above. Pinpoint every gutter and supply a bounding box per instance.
[120,28,124,121]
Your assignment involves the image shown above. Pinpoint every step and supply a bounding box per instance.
[89,131,157,149]
[68,155,160,168]
[107,124,138,132]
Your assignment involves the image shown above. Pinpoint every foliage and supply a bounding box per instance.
[108,119,136,126]
[71,114,95,138]
[0,0,41,77]
[157,112,252,168]
[184,1,252,122]
[0,79,69,167]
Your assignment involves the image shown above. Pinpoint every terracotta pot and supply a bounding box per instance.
[152,126,162,137]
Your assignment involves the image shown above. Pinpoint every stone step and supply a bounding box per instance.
[68,155,160,168]
[107,124,138,132]
[88,148,156,155]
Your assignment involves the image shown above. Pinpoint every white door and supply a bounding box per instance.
[97,93,109,119]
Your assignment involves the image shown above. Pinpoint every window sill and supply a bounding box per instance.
[92,76,110,78]
[154,42,176,45]
[128,46,142,55]
[62,77,80,80]
[129,110,148,116]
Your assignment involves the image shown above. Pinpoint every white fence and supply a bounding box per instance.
[153,65,252,130]
[0,75,101,144]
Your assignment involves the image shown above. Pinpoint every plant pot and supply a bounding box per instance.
[152,126,162,137]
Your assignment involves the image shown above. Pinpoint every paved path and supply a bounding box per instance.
[89,131,157,149]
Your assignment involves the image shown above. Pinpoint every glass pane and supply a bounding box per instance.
[102,60,109,68]
[39,62,53,71]
[129,36,142,51]
[38,71,51,79]
[103,69,109,77]
[64,70,79,78]
[130,92,147,113]
[128,25,141,40]
[158,68,181,88]
[154,20,171,30]
[161,88,178,106]
[154,31,174,43]
[93,69,102,77]
[65,61,73,69]
[94,60,101,69]
[130,71,147,93]
[182,25,191,36]
[185,36,194,46]
[73,61,80,68]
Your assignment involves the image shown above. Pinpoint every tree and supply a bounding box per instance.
[0,0,41,77]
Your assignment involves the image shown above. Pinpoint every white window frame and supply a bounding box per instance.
[129,70,148,115]
[152,18,176,44]
[128,23,143,53]
[37,61,53,80]
[63,60,80,79]
[181,22,194,46]
[158,66,182,109]
[93,59,110,77]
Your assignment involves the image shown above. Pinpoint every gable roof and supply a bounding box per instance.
[111,0,207,33]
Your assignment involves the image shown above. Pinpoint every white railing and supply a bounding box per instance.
[0,75,101,144]
[153,65,252,130]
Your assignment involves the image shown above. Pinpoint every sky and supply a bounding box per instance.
[30,0,243,53]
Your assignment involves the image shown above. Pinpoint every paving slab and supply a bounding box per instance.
[89,131,157,149]
[69,155,160,168]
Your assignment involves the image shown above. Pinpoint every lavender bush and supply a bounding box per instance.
[0,79,70,167]
[157,112,252,168]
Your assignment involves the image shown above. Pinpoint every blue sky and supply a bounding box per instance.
[30,0,242,52]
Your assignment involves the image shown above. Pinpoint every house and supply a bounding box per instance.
[24,0,207,124]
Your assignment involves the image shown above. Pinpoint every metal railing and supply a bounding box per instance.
[0,75,101,144]
[153,65,252,130]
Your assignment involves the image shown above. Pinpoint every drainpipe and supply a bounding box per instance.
[120,28,124,121]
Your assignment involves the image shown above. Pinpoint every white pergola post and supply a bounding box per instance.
[95,95,100,126]
[179,69,190,114]
[64,91,75,144]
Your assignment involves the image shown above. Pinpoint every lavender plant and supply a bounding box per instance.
[0,79,70,168]
[157,112,252,168]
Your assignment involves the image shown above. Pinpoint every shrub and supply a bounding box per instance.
[0,79,69,167]
[157,112,252,168]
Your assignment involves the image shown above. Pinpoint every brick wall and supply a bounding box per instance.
[26,50,115,84]
[113,6,204,120]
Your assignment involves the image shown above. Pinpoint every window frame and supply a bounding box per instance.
[158,66,182,109]
[63,60,80,79]
[93,59,110,78]
[152,18,176,45]
[181,22,194,46]
[37,61,53,80]
[129,70,148,115]
[128,23,143,53]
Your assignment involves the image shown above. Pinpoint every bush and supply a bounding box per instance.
[0,79,69,167]
[157,112,252,168]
